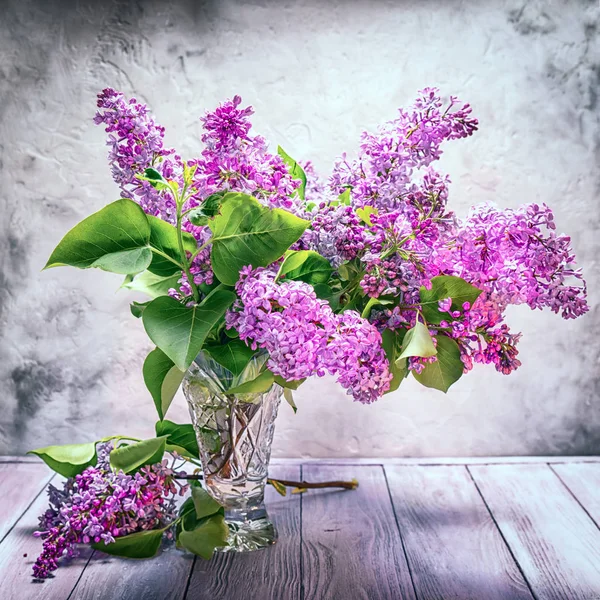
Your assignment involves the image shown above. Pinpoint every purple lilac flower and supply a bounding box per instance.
[226,267,391,402]
[32,442,184,579]
[449,203,588,319]
[329,88,477,211]
[188,96,303,214]
[94,88,182,223]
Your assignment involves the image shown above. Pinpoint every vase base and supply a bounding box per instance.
[216,508,278,553]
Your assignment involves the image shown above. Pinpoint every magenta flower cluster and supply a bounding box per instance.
[226,267,392,403]
[32,443,184,579]
[94,86,588,396]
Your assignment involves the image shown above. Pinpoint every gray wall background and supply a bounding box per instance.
[0,0,598,457]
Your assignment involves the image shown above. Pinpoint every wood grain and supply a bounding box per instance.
[0,462,53,543]
[469,463,600,600]
[386,464,533,600]
[301,464,416,600]
[0,477,92,600]
[551,462,600,527]
[186,464,302,600]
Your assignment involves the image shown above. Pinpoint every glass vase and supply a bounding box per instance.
[182,351,282,552]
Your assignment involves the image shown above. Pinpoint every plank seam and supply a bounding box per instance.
[0,472,55,547]
[381,465,419,600]
[66,549,96,600]
[182,556,197,600]
[465,465,538,600]
[548,464,600,533]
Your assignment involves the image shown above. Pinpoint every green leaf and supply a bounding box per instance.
[91,527,166,558]
[142,289,236,371]
[283,388,297,413]
[338,188,351,205]
[419,276,483,324]
[381,329,408,393]
[356,205,377,226]
[122,271,181,299]
[282,251,333,285]
[28,443,97,478]
[155,420,199,459]
[190,485,222,520]
[413,334,464,393]
[183,162,198,186]
[209,193,308,285]
[277,250,310,278]
[110,437,167,473]
[277,146,307,200]
[178,514,229,559]
[273,375,305,390]
[44,199,152,275]
[269,479,287,496]
[147,215,196,277]
[130,300,150,318]
[204,339,257,376]
[143,348,185,420]
[188,193,226,226]
[398,321,437,360]
[227,369,274,394]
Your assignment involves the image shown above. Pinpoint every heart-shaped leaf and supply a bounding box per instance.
[28,443,97,478]
[204,339,257,376]
[92,527,167,558]
[188,193,226,226]
[398,321,437,360]
[143,348,185,420]
[419,276,482,324]
[142,289,236,371]
[44,199,152,274]
[178,514,229,559]
[226,369,274,394]
[208,193,308,285]
[123,271,182,299]
[190,486,222,520]
[146,215,197,276]
[110,437,167,473]
[380,329,409,393]
[280,250,332,285]
[356,205,377,226]
[413,334,464,393]
[277,146,307,200]
[155,420,199,459]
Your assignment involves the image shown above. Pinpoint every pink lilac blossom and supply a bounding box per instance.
[94,88,182,224]
[226,267,391,402]
[329,88,478,211]
[32,442,185,579]
[449,203,588,319]
[188,95,303,214]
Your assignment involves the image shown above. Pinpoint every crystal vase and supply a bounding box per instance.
[182,351,282,552]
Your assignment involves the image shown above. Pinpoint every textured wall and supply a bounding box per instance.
[0,0,598,457]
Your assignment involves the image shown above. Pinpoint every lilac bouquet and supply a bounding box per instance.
[30,87,587,575]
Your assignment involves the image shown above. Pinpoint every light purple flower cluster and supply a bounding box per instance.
[329,88,478,211]
[94,88,182,223]
[449,203,588,319]
[188,95,303,213]
[32,442,184,579]
[226,267,391,403]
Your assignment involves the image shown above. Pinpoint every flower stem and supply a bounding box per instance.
[176,199,200,304]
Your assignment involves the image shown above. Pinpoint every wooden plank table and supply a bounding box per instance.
[1,456,600,599]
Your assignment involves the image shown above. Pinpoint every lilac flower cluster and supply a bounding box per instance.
[32,442,184,579]
[94,88,182,223]
[226,267,391,403]
[449,203,588,319]
[329,88,478,211]
[93,86,587,397]
[188,95,303,214]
